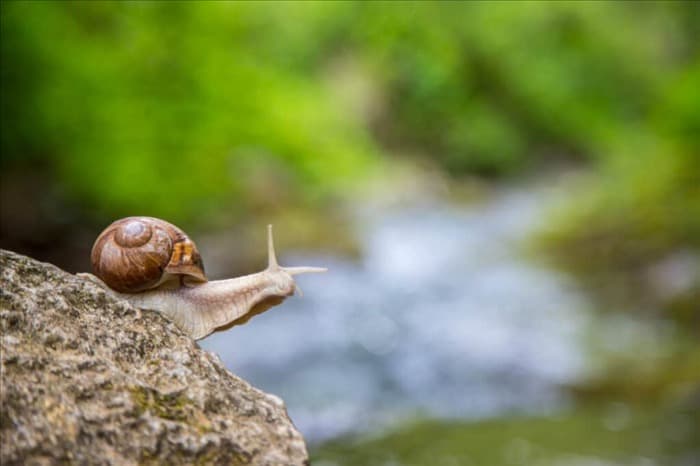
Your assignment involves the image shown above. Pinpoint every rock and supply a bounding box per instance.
[0,250,309,466]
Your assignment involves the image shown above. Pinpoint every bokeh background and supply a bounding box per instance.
[1,1,699,465]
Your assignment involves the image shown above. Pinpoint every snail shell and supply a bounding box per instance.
[90,216,207,293]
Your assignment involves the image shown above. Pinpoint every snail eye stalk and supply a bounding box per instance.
[266,224,327,275]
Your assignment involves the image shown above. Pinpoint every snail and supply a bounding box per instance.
[78,217,326,340]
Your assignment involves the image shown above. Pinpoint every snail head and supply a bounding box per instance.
[265,224,326,296]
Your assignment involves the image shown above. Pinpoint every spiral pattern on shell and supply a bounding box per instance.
[91,217,206,293]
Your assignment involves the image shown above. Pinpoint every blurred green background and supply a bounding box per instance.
[1,1,698,465]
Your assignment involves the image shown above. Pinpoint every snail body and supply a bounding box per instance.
[81,217,325,340]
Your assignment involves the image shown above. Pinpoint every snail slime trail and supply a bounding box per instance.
[79,218,326,340]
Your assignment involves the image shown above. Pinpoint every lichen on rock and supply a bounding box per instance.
[0,249,308,465]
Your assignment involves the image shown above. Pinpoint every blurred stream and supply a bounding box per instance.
[200,181,648,443]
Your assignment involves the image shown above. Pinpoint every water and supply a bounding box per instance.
[200,183,600,442]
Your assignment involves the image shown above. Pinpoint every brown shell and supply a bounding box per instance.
[91,217,207,293]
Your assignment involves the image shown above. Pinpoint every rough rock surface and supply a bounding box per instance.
[0,250,309,465]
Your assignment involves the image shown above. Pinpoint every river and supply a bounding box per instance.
[199,178,656,443]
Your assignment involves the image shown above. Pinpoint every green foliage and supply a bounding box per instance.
[537,60,700,312]
[330,2,692,175]
[312,404,698,466]
[1,1,378,223]
[3,2,696,214]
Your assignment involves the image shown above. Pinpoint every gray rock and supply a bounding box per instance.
[0,249,309,466]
